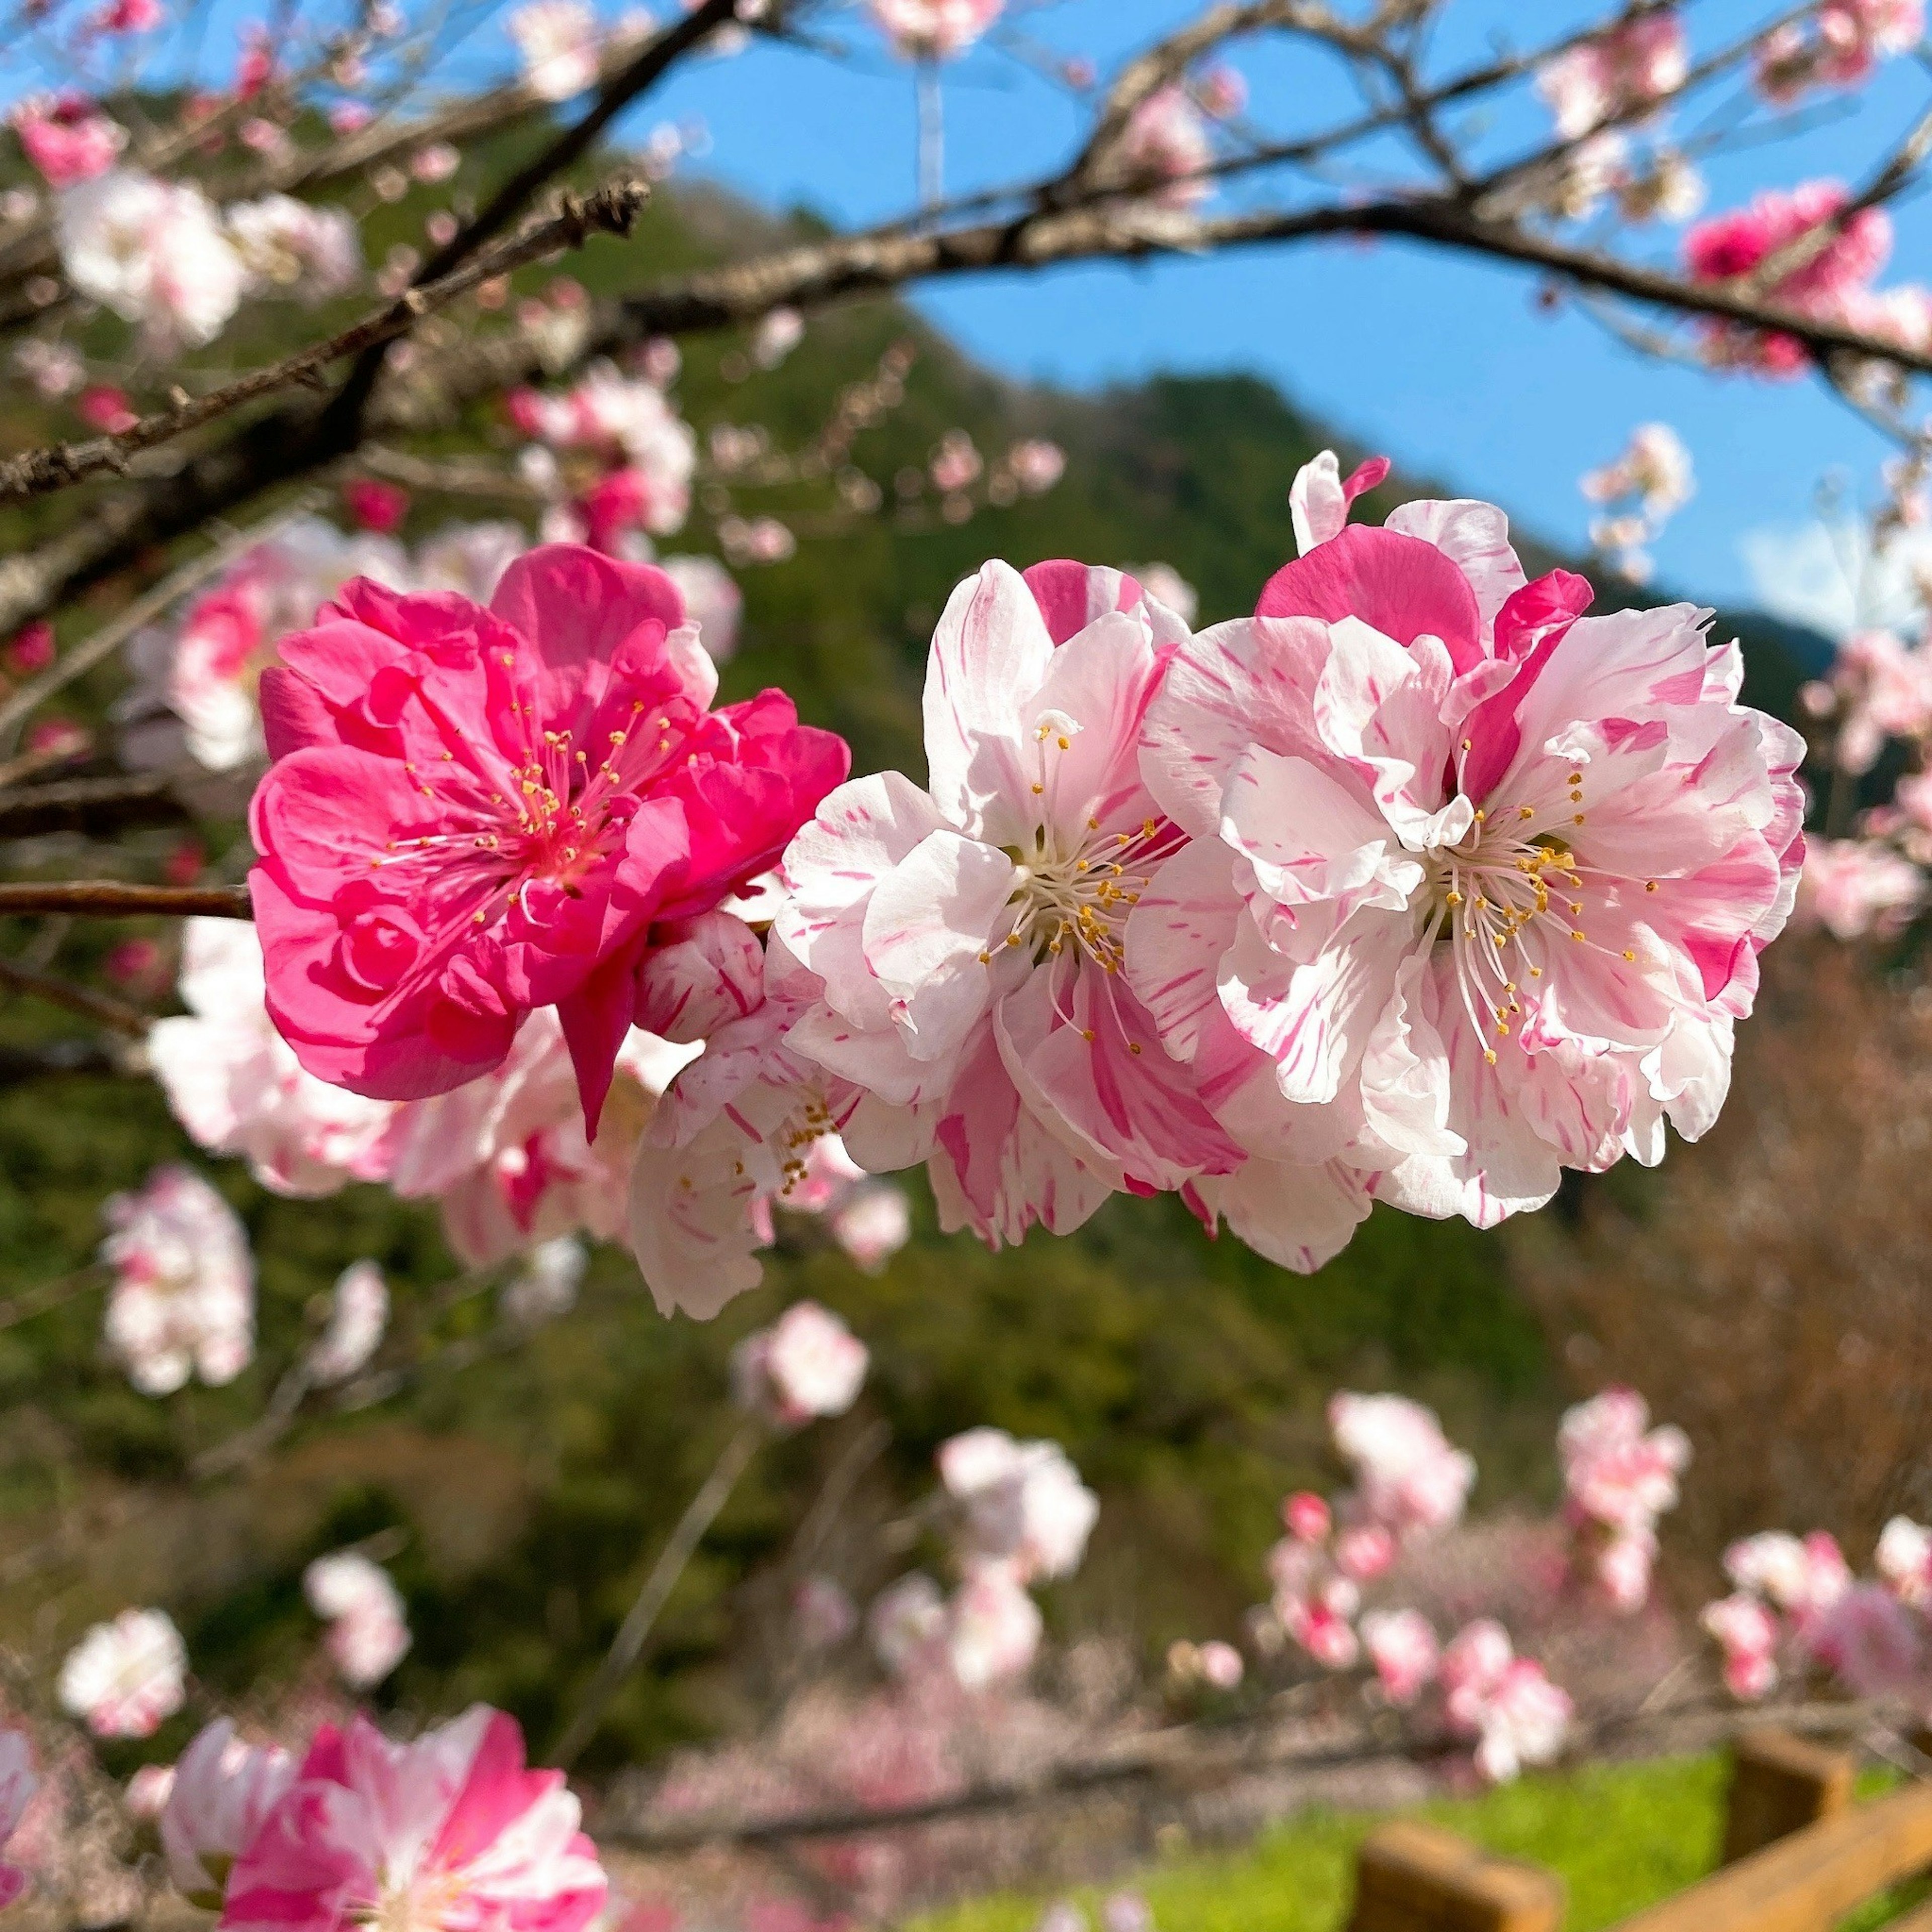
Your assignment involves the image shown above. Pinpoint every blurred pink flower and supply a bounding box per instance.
[733,1301,869,1428]
[12,95,125,187]
[869,0,1003,61]
[944,1562,1042,1688]
[1537,11,1687,137]
[304,1553,411,1689]
[1877,1516,1932,1606]
[57,1609,186,1739]
[938,1427,1098,1582]
[0,1732,35,1910]
[1330,1394,1475,1539]
[306,1260,388,1385]
[1360,1607,1439,1706]
[341,479,408,535]
[510,0,602,99]
[1792,838,1923,941]
[100,1166,254,1394]
[75,384,137,433]
[1702,1592,1780,1699]
[161,1721,294,1906]
[222,1707,604,1932]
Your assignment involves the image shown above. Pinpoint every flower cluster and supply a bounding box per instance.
[1755,0,1924,105]
[1580,423,1695,583]
[99,1167,255,1395]
[303,1552,412,1688]
[1537,12,1687,138]
[57,1609,187,1739]
[868,1428,1098,1691]
[1438,1620,1576,1784]
[1557,1387,1690,1612]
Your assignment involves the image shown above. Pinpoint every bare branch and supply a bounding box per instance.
[0,771,193,841]
[0,178,650,504]
[0,881,249,918]
[0,953,151,1036]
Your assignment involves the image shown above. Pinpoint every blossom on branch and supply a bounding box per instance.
[1557,1386,1689,1612]
[161,1722,295,1908]
[248,545,846,1132]
[869,0,1003,61]
[100,1166,255,1395]
[1536,12,1687,138]
[58,1609,187,1739]
[57,170,245,351]
[1131,450,1805,1228]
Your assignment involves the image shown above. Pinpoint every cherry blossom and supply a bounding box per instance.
[220,1706,605,1932]
[57,1608,187,1739]
[1107,88,1214,208]
[1581,424,1694,523]
[1757,0,1923,101]
[227,196,362,303]
[1557,1386,1689,1611]
[732,1300,869,1427]
[151,920,399,1200]
[1006,440,1067,496]
[1811,627,1932,775]
[1724,1528,1850,1620]
[943,1562,1043,1688]
[826,1179,913,1271]
[1537,12,1687,139]
[1360,1607,1440,1706]
[499,1235,587,1327]
[1792,838,1924,940]
[161,1721,296,1907]
[1329,1394,1475,1538]
[868,1573,947,1674]
[509,0,602,100]
[56,170,245,350]
[0,1732,35,1911]
[775,559,1251,1253]
[127,1764,175,1820]
[1877,1515,1932,1605]
[249,544,846,1130]
[1439,1620,1571,1783]
[387,1009,697,1266]
[12,94,126,187]
[1805,1583,1924,1698]
[938,1428,1098,1582]
[1133,451,1804,1228]
[303,1553,412,1688]
[1702,1592,1780,1699]
[100,1166,255,1395]
[869,0,1002,62]
[1684,183,1894,375]
[1267,1536,1361,1668]
[306,1261,389,1386]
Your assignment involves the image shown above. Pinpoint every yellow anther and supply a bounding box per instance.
[1484,1049,1498,1064]
[1622,949,1636,961]
[1519,805,1535,820]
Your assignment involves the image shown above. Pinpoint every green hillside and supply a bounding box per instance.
[0,145,1831,1773]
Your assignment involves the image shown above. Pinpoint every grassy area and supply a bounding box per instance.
[911,1754,1923,1932]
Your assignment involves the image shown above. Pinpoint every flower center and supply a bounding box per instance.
[362,1872,463,1932]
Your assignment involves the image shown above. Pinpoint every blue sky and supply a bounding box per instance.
[615,0,1929,629]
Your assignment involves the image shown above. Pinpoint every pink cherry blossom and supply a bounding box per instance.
[56,170,244,351]
[1334,1522,1397,1582]
[1804,1583,1924,1698]
[1133,452,1804,1228]
[249,544,846,1131]
[869,0,1002,61]
[943,1562,1042,1688]
[1792,838,1923,940]
[1877,1516,1932,1605]
[221,1706,605,1932]
[1438,1620,1570,1782]
[1817,628,1932,773]
[1702,1592,1780,1699]
[937,1428,1098,1582]
[151,920,399,1200]
[12,95,125,187]
[304,1553,411,1688]
[827,1179,913,1272]
[1196,1639,1244,1688]
[1360,1607,1439,1706]
[1006,440,1066,496]
[1596,1528,1659,1614]
[510,0,601,99]
[1580,424,1695,523]
[162,1721,296,1906]
[930,431,983,495]
[1329,1394,1475,1537]
[1684,182,1893,374]
[100,1166,255,1395]
[1756,0,1922,100]
[58,1609,187,1739]
[1282,1491,1331,1544]
[1266,1535,1360,1667]
[387,1008,696,1266]
[776,559,1251,1254]
[868,1573,947,1674]
[0,1732,35,1912]
[1557,1387,1688,1609]
[307,1262,389,1386]
[128,1763,175,1821]
[1537,12,1688,139]
[1108,87,1214,208]
[228,196,362,304]
[1724,1528,1850,1618]
[732,1300,869,1427]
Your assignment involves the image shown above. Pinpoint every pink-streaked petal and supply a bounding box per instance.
[1257,526,1484,675]
[1021,559,1143,645]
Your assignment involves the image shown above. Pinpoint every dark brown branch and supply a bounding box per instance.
[0,771,192,841]
[0,880,249,918]
[0,178,650,504]
[0,954,152,1035]
[0,1038,120,1083]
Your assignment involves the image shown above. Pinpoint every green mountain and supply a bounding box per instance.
[0,158,1831,1773]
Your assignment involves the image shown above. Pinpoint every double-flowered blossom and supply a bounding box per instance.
[218,1706,605,1932]
[777,560,1246,1251]
[56,170,245,350]
[1438,1621,1572,1783]
[938,1427,1099,1583]
[248,545,846,1134]
[100,1166,255,1395]
[730,1300,869,1429]
[1130,451,1804,1227]
[0,1731,33,1910]
[1329,1393,1475,1539]
[58,1608,187,1739]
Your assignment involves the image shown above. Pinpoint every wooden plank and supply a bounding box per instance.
[1720,1726,1856,1863]
[1611,1780,1932,1932]
[1348,1819,1566,1932]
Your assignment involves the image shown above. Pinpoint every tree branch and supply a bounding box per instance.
[0,954,151,1036]
[0,178,650,503]
[0,881,249,918]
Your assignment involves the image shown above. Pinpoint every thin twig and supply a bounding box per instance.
[553,1417,764,1768]
[0,954,151,1036]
